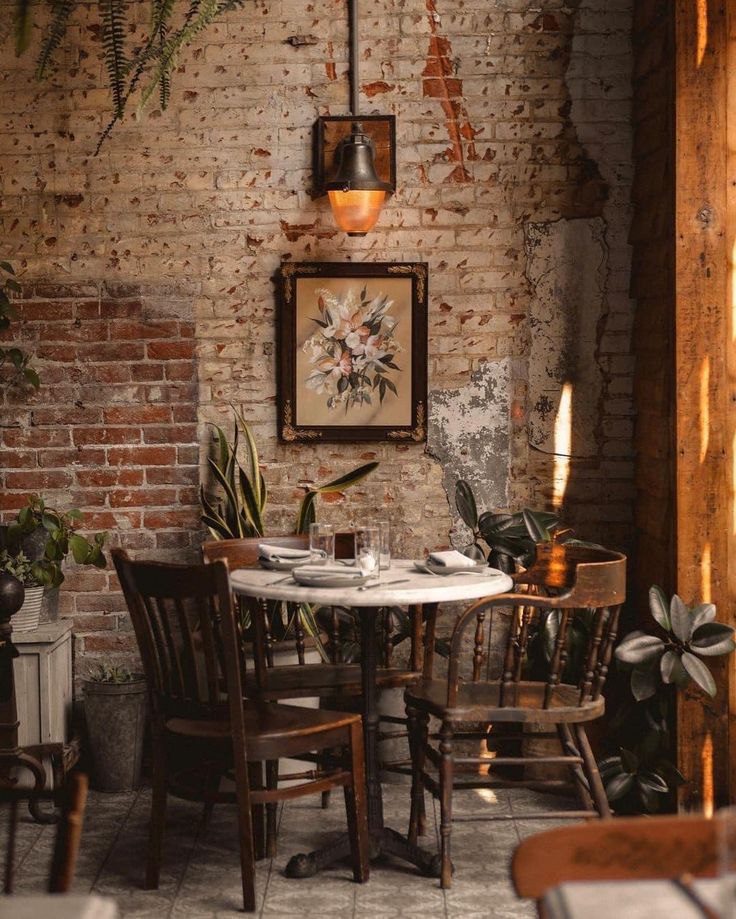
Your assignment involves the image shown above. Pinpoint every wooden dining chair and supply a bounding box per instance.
[405,542,626,888]
[202,535,428,828]
[2,771,89,894]
[511,814,718,901]
[112,548,369,912]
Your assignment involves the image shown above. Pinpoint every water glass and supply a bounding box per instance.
[309,523,335,564]
[354,526,380,578]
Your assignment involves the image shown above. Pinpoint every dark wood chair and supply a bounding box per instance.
[2,771,89,894]
[511,814,718,902]
[112,548,369,912]
[201,536,427,826]
[405,542,626,888]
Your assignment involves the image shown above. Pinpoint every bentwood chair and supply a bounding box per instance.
[511,814,718,903]
[405,542,626,888]
[202,536,427,823]
[113,549,369,912]
[2,771,89,894]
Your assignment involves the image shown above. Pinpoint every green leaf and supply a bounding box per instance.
[691,603,717,632]
[681,651,716,697]
[238,465,264,536]
[620,748,639,773]
[207,456,244,538]
[14,0,33,55]
[637,770,669,794]
[660,649,688,686]
[522,508,552,542]
[648,585,671,631]
[605,772,635,802]
[296,491,317,535]
[669,594,691,642]
[690,622,736,657]
[631,667,658,701]
[233,406,263,512]
[315,461,379,495]
[455,480,478,529]
[69,534,90,564]
[615,631,666,666]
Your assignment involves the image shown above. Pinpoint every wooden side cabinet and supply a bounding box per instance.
[13,621,74,787]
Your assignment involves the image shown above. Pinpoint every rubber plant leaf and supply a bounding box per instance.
[455,479,478,529]
[648,585,671,632]
[669,594,692,642]
[615,632,666,666]
[681,652,717,697]
[690,622,736,657]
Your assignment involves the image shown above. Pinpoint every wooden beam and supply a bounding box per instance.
[674,0,731,811]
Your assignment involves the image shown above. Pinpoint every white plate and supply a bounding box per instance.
[413,559,491,576]
[292,569,372,588]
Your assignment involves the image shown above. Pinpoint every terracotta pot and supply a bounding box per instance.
[83,677,147,792]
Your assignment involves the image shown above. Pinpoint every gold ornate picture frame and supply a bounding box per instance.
[277,262,428,443]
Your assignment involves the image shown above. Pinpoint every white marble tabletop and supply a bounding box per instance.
[229,559,514,607]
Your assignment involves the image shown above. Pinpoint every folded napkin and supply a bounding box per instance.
[294,564,366,579]
[258,543,311,561]
[427,550,478,568]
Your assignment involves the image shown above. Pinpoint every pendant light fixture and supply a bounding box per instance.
[312,0,396,235]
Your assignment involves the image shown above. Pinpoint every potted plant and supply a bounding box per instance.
[0,550,44,632]
[1,494,107,625]
[601,587,736,813]
[83,664,147,792]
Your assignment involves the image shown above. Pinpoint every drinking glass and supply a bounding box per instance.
[309,523,335,564]
[354,526,380,578]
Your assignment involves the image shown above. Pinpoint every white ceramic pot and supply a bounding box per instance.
[12,585,45,632]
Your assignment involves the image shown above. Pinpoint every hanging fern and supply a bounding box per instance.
[99,0,128,120]
[36,0,77,79]
[13,0,250,152]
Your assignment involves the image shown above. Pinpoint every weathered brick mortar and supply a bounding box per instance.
[0,0,635,675]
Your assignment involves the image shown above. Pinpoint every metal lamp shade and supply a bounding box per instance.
[324,125,392,236]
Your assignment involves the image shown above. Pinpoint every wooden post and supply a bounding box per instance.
[674,0,732,811]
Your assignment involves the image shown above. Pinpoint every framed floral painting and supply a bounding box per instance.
[277,262,428,443]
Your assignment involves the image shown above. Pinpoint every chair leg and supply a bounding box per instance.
[574,723,611,818]
[234,764,257,912]
[247,762,266,861]
[344,721,370,883]
[202,771,221,826]
[557,724,595,813]
[145,743,167,890]
[265,759,279,857]
[407,705,428,845]
[438,722,454,889]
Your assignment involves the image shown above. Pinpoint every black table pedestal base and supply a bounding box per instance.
[284,827,439,879]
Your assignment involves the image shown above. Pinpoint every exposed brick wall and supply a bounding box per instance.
[1,284,200,671]
[0,0,636,673]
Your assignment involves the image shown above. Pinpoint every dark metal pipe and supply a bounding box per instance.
[349,0,359,116]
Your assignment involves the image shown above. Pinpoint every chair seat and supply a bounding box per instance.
[165,700,361,759]
[244,663,419,699]
[405,679,605,724]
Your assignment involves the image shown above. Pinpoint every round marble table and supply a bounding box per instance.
[230,559,514,878]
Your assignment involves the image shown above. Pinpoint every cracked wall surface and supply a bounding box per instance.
[0,0,635,671]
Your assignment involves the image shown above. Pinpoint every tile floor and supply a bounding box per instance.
[9,782,575,917]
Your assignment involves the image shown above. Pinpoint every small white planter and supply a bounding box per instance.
[13,586,45,632]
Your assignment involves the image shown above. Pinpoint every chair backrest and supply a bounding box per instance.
[511,814,718,899]
[442,543,627,709]
[112,548,241,723]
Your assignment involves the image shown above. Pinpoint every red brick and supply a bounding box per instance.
[76,468,144,487]
[4,428,71,448]
[99,300,143,319]
[5,470,74,489]
[1,449,37,468]
[165,361,196,381]
[83,634,139,653]
[147,341,195,360]
[108,445,177,466]
[78,342,145,362]
[18,301,75,321]
[84,365,133,384]
[109,488,178,507]
[131,363,165,381]
[39,321,108,342]
[36,344,77,362]
[146,466,198,485]
[143,509,201,529]
[103,405,172,424]
[32,406,104,425]
[72,427,141,446]
[143,424,198,444]
[111,320,179,339]
[38,449,82,468]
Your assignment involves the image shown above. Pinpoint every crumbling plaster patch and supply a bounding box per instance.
[427,359,511,546]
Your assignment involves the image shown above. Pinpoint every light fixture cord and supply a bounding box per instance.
[349,0,360,117]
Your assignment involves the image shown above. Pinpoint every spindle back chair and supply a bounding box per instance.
[405,542,626,888]
[113,549,369,911]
